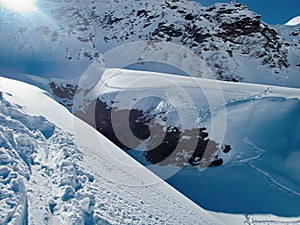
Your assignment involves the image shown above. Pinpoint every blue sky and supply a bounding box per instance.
[195,0,300,24]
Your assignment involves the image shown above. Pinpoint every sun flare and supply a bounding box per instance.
[0,0,37,14]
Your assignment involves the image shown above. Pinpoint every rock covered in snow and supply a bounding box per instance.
[0,0,299,87]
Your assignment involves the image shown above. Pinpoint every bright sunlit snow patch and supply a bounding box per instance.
[285,16,300,26]
[0,0,37,14]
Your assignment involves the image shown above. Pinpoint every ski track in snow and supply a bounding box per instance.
[200,87,273,122]
[243,138,300,200]
[0,93,98,224]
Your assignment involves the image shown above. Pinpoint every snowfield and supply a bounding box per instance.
[73,67,300,224]
[1,66,300,224]
[0,76,223,224]
[0,0,300,224]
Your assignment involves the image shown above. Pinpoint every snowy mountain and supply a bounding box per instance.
[0,0,299,87]
[0,76,223,224]
[275,23,300,61]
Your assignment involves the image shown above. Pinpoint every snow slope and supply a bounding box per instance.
[72,67,300,224]
[0,76,223,224]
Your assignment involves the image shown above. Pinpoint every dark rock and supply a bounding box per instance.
[94,97,231,168]
[137,9,147,17]
[223,144,232,153]
[185,13,195,21]
[49,82,77,100]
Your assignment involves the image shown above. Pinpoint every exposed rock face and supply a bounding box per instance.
[35,0,300,109]
[3,0,297,167]
[94,97,230,168]
[49,82,77,108]
[92,0,292,81]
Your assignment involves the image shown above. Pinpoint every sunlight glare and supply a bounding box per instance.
[0,0,37,14]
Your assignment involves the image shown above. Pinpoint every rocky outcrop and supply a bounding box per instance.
[92,0,292,81]
[94,97,231,168]
[49,82,77,108]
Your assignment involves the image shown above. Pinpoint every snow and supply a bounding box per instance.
[172,96,300,214]
[0,0,37,14]
[0,77,74,133]
[210,212,300,225]
[0,0,299,223]
[0,0,299,87]
[0,76,222,224]
[75,67,300,139]
[73,67,300,224]
[285,16,300,26]
[1,64,300,224]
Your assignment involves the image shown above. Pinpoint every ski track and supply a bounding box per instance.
[0,92,125,224]
[97,72,276,126]
[243,138,300,200]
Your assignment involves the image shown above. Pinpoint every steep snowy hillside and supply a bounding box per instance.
[72,67,300,223]
[0,0,299,87]
[0,76,223,224]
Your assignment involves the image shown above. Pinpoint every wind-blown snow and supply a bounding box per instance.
[285,16,300,26]
[0,76,222,224]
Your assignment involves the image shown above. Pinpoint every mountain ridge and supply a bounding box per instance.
[0,0,299,87]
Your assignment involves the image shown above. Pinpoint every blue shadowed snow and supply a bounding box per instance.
[166,97,300,217]
[0,56,90,79]
[167,165,300,217]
